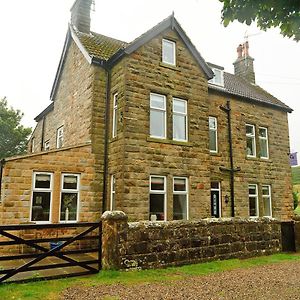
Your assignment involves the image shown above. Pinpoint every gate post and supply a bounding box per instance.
[294,216,300,252]
[101,211,128,270]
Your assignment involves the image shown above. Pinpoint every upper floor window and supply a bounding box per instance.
[208,67,224,86]
[209,116,218,153]
[31,137,35,153]
[150,93,166,139]
[246,124,256,157]
[60,174,80,222]
[249,184,258,217]
[112,93,118,138]
[56,126,64,149]
[44,140,50,151]
[31,172,53,223]
[162,39,176,66]
[259,127,269,159]
[173,98,187,141]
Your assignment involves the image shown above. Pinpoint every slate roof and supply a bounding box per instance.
[209,73,292,112]
[70,18,291,113]
[75,30,128,61]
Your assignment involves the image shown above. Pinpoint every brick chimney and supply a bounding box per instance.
[233,41,255,84]
[70,0,92,33]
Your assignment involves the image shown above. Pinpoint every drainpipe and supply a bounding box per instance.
[40,116,46,151]
[220,100,240,217]
[0,159,5,198]
[102,67,111,213]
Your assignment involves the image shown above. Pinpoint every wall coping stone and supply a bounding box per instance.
[128,217,280,229]
[101,211,128,221]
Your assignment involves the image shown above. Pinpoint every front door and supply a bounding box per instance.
[211,182,221,218]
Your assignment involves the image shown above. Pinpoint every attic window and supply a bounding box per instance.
[209,67,224,87]
[162,39,176,66]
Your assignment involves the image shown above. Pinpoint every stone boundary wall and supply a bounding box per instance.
[101,211,282,270]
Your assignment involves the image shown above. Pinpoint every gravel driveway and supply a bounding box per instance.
[62,260,300,300]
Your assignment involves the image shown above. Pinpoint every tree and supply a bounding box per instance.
[219,0,300,41]
[0,97,32,159]
[293,191,299,210]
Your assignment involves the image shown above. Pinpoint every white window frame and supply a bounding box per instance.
[209,116,218,153]
[162,39,176,66]
[173,98,188,142]
[149,175,167,221]
[246,124,256,158]
[249,184,259,218]
[30,172,53,224]
[44,140,50,151]
[56,126,64,149]
[110,174,116,211]
[211,181,221,218]
[150,93,167,139]
[59,173,80,223]
[208,68,224,86]
[173,177,189,220]
[31,137,35,153]
[112,93,118,138]
[259,127,269,159]
[262,185,272,217]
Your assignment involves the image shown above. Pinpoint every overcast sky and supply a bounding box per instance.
[0,0,299,158]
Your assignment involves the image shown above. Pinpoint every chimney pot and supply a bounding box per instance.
[233,41,255,84]
[237,44,243,58]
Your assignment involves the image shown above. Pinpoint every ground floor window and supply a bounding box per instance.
[31,172,53,222]
[249,184,259,217]
[173,177,188,220]
[60,174,80,222]
[211,182,221,218]
[149,176,166,221]
[262,185,272,217]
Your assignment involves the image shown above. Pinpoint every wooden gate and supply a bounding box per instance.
[0,222,102,283]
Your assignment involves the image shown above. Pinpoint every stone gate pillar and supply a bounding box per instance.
[101,211,128,270]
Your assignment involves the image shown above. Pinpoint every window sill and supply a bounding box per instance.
[147,137,193,147]
[210,151,219,156]
[159,62,179,71]
[246,156,272,163]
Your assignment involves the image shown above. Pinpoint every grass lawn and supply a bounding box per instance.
[295,205,300,215]
[292,166,300,185]
[0,253,300,300]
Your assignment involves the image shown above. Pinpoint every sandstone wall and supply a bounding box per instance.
[101,212,282,270]
[120,29,210,221]
[29,40,94,153]
[209,91,293,220]
[0,144,101,225]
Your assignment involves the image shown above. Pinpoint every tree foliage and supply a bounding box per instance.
[219,0,300,41]
[0,97,32,159]
[293,191,299,210]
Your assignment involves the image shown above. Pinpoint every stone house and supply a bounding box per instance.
[0,0,294,225]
